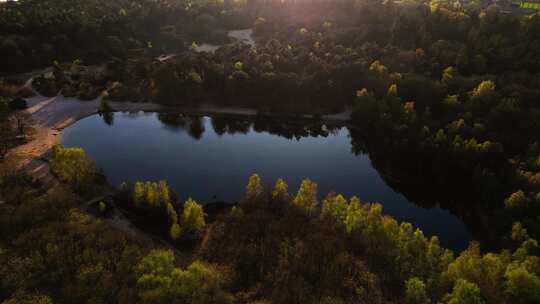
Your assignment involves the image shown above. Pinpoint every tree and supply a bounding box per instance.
[133,182,145,206]
[181,198,205,239]
[345,196,363,233]
[166,202,178,225]
[322,193,348,224]
[403,102,417,124]
[472,80,495,98]
[442,95,460,111]
[246,173,264,200]
[132,180,172,210]
[434,129,448,145]
[511,222,529,243]
[136,250,230,304]
[387,84,398,97]
[294,179,318,214]
[370,60,389,78]
[505,190,529,208]
[405,277,430,304]
[135,250,176,304]
[142,182,158,207]
[49,145,96,192]
[469,80,497,112]
[2,294,54,304]
[444,279,485,304]
[272,178,289,201]
[504,266,540,304]
[170,222,181,240]
[158,180,170,206]
[99,98,112,113]
[442,66,456,86]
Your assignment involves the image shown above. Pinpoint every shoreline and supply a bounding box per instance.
[10,92,351,186]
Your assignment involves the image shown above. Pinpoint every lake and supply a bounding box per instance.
[62,112,471,251]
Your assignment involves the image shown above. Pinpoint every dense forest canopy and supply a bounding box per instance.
[1,0,540,303]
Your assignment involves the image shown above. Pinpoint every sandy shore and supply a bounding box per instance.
[10,94,162,185]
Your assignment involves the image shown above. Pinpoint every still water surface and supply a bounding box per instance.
[62,112,471,251]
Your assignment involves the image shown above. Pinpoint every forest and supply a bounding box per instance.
[1,0,540,303]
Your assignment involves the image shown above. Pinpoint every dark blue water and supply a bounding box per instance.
[62,112,471,251]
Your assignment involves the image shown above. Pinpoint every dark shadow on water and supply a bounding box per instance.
[100,112,114,126]
[157,114,205,140]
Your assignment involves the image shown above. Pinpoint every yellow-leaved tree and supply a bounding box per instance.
[294,179,318,214]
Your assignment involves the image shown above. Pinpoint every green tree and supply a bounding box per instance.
[294,179,318,214]
[136,250,176,303]
[166,202,178,225]
[504,266,540,304]
[136,250,230,304]
[505,190,529,208]
[444,279,485,304]
[158,180,171,206]
[272,178,290,201]
[49,145,96,191]
[369,60,389,78]
[442,66,456,86]
[2,294,54,304]
[405,277,430,304]
[434,129,448,145]
[511,222,529,243]
[99,98,112,113]
[132,180,172,210]
[403,101,417,124]
[181,198,205,239]
[472,80,495,98]
[469,80,497,111]
[145,182,159,207]
[170,222,181,240]
[321,193,348,224]
[344,196,363,233]
[387,84,398,97]
[246,173,264,200]
[133,182,145,206]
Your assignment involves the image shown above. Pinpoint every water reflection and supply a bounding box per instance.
[100,112,114,126]
[155,113,343,141]
[157,114,206,139]
[212,116,251,136]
